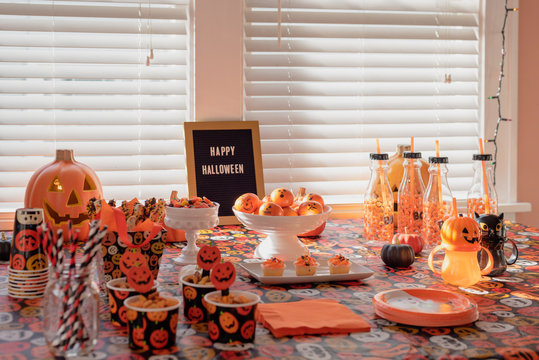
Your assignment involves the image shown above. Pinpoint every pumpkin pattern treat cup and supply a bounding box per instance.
[180,273,215,324]
[106,277,158,327]
[204,290,260,351]
[124,292,181,352]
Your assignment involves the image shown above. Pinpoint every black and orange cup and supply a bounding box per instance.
[180,275,215,324]
[10,208,46,271]
[124,295,181,351]
[204,290,260,351]
[106,277,158,327]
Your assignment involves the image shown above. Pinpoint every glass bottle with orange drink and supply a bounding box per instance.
[423,156,453,247]
[397,152,425,236]
[466,154,498,216]
[363,153,393,242]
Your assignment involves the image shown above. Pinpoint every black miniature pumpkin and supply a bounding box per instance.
[381,237,415,268]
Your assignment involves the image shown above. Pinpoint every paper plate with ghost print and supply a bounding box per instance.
[373,288,478,327]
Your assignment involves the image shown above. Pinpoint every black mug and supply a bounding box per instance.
[479,236,518,276]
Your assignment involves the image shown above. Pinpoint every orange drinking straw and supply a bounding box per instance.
[376,139,388,206]
[410,137,415,194]
[478,138,491,214]
[435,140,443,206]
[452,197,458,218]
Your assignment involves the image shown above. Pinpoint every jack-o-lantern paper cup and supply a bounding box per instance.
[124,295,181,351]
[180,275,215,324]
[106,277,158,327]
[10,208,46,271]
[204,290,260,351]
[101,230,166,283]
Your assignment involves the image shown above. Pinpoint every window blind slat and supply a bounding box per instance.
[0,0,191,211]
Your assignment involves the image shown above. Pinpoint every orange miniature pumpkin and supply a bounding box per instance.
[270,188,294,208]
[233,193,260,214]
[440,214,481,251]
[297,201,323,215]
[258,202,284,216]
[24,149,103,241]
[282,207,298,216]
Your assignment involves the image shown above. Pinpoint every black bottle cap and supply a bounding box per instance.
[429,156,448,164]
[403,151,422,159]
[473,154,492,161]
[370,153,389,160]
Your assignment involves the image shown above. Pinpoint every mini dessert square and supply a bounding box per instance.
[261,257,285,276]
[294,255,319,276]
[328,254,351,274]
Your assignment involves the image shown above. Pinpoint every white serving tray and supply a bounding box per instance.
[238,260,374,285]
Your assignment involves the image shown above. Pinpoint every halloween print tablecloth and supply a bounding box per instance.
[0,219,538,360]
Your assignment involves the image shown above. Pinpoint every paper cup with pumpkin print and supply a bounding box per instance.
[124,294,181,351]
[180,275,215,324]
[10,208,46,271]
[204,290,260,351]
[106,277,158,327]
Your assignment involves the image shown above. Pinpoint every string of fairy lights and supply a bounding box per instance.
[487,0,518,185]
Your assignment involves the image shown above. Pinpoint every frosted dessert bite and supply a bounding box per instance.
[261,257,285,276]
[294,255,319,276]
[328,254,351,274]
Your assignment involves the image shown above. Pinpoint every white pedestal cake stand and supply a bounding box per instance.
[233,206,332,261]
[165,203,220,265]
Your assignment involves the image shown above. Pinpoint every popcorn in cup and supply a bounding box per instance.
[180,274,215,324]
[124,293,181,351]
[106,277,158,327]
[204,290,260,351]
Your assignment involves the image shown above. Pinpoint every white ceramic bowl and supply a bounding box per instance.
[233,206,332,260]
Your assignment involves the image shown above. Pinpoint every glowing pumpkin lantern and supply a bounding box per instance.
[24,149,103,241]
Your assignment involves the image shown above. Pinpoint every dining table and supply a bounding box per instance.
[0,218,538,360]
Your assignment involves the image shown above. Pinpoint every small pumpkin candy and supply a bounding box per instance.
[381,236,415,268]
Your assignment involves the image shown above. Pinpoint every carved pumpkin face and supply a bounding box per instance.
[187,306,204,323]
[240,319,255,340]
[149,328,169,349]
[127,264,153,293]
[14,230,40,252]
[183,286,197,300]
[24,150,103,241]
[219,312,239,334]
[109,294,118,314]
[441,214,481,251]
[208,321,219,341]
[147,311,167,323]
[151,241,165,255]
[169,313,178,334]
[197,245,221,271]
[131,318,147,348]
[120,249,146,276]
[210,262,236,290]
[233,193,260,214]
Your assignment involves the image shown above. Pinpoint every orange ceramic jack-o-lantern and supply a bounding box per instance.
[270,188,294,208]
[258,202,284,216]
[24,149,103,241]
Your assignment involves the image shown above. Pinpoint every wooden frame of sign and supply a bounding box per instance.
[184,121,265,224]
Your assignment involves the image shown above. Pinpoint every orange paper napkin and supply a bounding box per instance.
[256,299,371,338]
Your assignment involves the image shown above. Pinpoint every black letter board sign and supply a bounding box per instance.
[184,121,265,224]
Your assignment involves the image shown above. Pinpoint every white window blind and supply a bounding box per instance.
[244,0,481,204]
[0,0,192,212]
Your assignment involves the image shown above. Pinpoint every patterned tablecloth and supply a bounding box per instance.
[0,219,538,360]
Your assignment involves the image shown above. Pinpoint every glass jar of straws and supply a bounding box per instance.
[397,152,425,236]
[466,154,498,217]
[423,156,453,247]
[363,153,393,242]
[43,268,99,357]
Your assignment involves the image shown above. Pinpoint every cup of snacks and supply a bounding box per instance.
[124,292,181,351]
[204,290,260,350]
[180,271,215,324]
[106,277,158,327]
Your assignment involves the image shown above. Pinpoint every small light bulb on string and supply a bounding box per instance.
[486,0,518,185]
